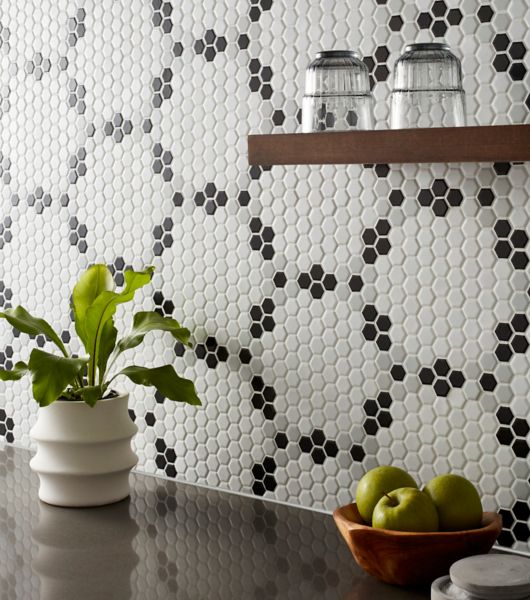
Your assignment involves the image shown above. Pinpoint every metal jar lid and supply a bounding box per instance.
[404,42,450,53]
[315,50,360,59]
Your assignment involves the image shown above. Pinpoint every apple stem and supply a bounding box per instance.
[384,492,397,507]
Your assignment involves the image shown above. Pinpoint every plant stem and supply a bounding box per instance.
[59,341,84,389]
[102,353,119,385]
[88,357,95,387]
[106,371,119,386]
[98,364,107,387]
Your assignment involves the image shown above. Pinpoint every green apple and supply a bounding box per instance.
[372,487,439,532]
[423,474,482,531]
[356,466,418,523]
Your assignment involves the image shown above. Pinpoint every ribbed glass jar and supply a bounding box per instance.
[390,43,466,129]
[302,50,374,132]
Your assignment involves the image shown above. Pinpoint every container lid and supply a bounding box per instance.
[405,43,450,53]
[450,555,530,600]
[316,50,359,59]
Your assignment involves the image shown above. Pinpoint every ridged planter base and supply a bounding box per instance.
[30,393,138,508]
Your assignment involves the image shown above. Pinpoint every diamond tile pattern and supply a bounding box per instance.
[0,0,529,555]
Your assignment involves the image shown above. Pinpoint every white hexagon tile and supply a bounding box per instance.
[0,0,529,552]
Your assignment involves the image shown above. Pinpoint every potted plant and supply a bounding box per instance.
[0,264,200,507]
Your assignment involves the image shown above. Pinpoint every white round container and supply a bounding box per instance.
[450,554,530,600]
[432,555,530,600]
[30,393,138,507]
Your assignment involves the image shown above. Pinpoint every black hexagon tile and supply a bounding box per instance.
[417,1,462,38]
[299,429,338,465]
[297,265,337,299]
[417,179,463,216]
[194,30,227,62]
[419,360,465,397]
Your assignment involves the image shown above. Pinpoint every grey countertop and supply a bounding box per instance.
[0,446,428,599]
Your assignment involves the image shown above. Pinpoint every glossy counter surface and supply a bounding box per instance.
[0,446,428,599]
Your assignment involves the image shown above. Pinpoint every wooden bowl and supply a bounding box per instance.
[333,503,502,587]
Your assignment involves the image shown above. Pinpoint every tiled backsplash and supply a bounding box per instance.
[0,0,530,552]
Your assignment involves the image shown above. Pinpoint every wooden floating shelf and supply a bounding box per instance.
[248,124,530,166]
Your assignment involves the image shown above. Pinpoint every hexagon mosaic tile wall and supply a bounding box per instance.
[0,0,529,553]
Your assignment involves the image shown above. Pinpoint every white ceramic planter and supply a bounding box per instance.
[29,393,138,507]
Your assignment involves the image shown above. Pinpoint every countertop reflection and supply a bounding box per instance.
[0,446,428,599]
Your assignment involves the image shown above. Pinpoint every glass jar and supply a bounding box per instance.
[302,50,374,132]
[390,43,466,129]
